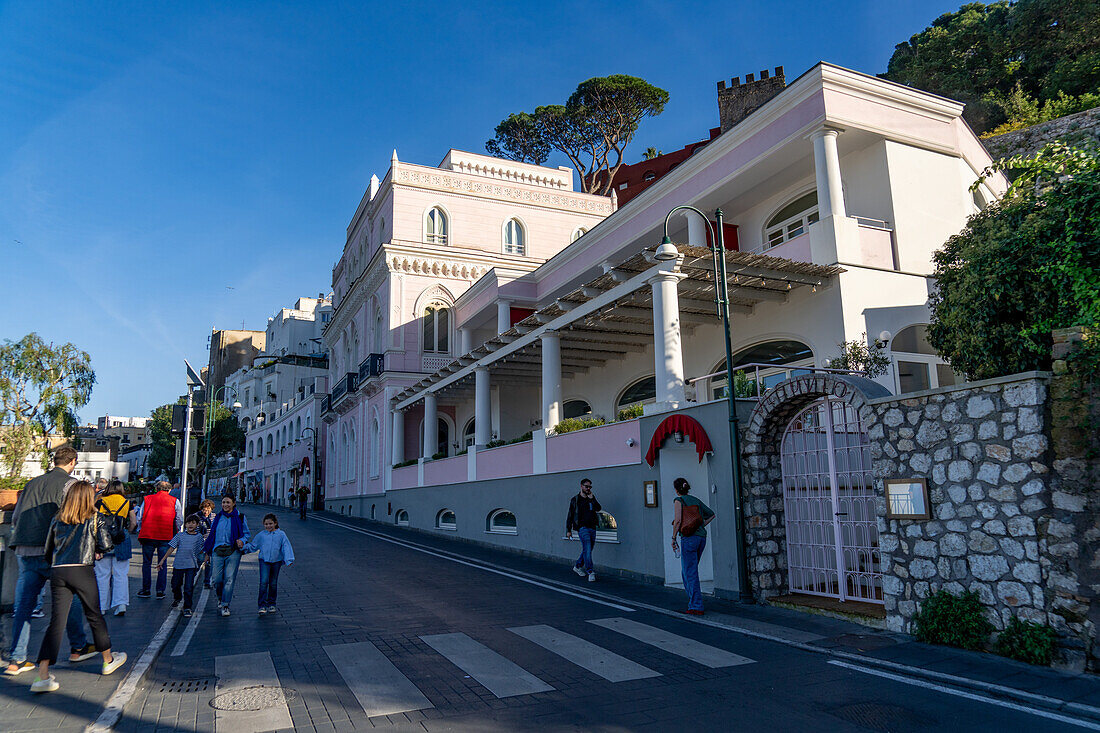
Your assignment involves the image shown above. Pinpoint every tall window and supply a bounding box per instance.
[369,417,380,477]
[765,191,819,248]
[426,207,448,244]
[503,219,525,255]
[423,302,450,353]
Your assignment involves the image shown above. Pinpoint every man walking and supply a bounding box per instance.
[135,481,182,599]
[296,485,309,520]
[4,446,95,676]
[565,478,601,582]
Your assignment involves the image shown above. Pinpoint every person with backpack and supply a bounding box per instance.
[670,477,715,616]
[94,480,135,616]
[135,481,182,599]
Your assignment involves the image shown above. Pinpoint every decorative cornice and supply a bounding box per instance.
[395,167,613,215]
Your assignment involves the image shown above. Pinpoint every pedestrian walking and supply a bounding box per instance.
[94,480,135,616]
[4,446,95,677]
[31,480,127,693]
[566,478,601,582]
[670,478,715,615]
[202,495,251,617]
[198,499,216,588]
[135,481,182,599]
[242,513,294,615]
[158,515,206,618]
[297,486,309,520]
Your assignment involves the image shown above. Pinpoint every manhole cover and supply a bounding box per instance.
[209,685,297,711]
[160,677,214,693]
[831,633,897,651]
[829,701,932,731]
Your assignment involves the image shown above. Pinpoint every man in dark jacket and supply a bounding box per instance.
[565,478,601,582]
[3,446,94,676]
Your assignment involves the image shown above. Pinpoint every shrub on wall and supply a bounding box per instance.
[552,416,606,435]
[913,590,994,651]
[393,458,417,469]
[617,403,644,421]
[996,617,1058,666]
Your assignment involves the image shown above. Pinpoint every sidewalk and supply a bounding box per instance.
[0,556,179,733]
[313,507,1100,722]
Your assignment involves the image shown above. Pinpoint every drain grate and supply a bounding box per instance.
[159,677,215,694]
[829,701,933,731]
[210,685,297,711]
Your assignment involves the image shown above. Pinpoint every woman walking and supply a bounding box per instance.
[202,495,250,617]
[670,477,715,616]
[95,480,135,616]
[32,481,127,692]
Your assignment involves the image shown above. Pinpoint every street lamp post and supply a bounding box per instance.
[202,385,242,503]
[655,206,751,602]
[301,426,318,516]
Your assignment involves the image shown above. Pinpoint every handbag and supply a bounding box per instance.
[679,502,704,537]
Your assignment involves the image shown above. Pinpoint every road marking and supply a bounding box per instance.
[170,586,211,657]
[420,632,553,698]
[324,641,433,717]
[311,515,634,611]
[828,660,1100,731]
[214,651,293,733]
[509,624,660,682]
[85,607,180,733]
[588,617,754,668]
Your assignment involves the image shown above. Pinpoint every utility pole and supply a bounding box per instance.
[182,360,205,515]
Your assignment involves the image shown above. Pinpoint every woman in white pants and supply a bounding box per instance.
[94,481,136,615]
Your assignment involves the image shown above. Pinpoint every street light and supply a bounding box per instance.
[201,384,242,503]
[658,205,751,602]
[300,426,318,512]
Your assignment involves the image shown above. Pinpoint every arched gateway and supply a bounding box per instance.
[742,373,891,604]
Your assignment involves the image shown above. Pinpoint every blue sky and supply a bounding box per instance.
[0,0,962,422]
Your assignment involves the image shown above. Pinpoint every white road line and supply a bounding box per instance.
[828,660,1100,731]
[324,641,433,717]
[311,515,634,612]
[420,632,553,698]
[509,624,660,682]
[215,651,293,733]
[170,586,211,657]
[85,607,180,733]
[588,617,754,668]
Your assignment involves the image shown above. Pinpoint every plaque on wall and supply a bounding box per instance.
[885,478,931,520]
[644,480,658,508]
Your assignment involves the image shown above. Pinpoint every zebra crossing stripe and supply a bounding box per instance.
[588,617,755,668]
[509,624,661,682]
[420,632,553,698]
[324,641,433,717]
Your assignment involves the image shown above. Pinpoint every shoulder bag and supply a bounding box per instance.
[679,499,704,537]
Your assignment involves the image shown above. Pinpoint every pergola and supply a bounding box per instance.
[391,244,841,464]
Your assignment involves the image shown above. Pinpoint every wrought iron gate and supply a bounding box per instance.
[780,398,882,603]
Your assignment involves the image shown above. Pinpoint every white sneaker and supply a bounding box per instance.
[258,607,267,615]
[587,572,596,582]
[220,606,231,617]
[102,651,127,675]
[114,605,127,616]
[31,674,59,693]
[572,566,586,577]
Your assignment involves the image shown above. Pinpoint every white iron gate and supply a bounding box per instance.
[780,398,882,603]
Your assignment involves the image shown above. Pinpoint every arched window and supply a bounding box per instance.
[712,339,814,399]
[436,509,457,530]
[347,420,357,480]
[340,426,348,481]
[373,300,384,352]
[503,219,525,255]
[571,227,587,243]
[617,376,656,410]
[426,207,448,244]
[395,509,409,526]
[765,191,819,248]
[891,324,959,393]
[642,170,657,181]
[296,417,301,441]
[423,302,450,354]
[596,511,618,542]
[370,504,376,520]
[487,509,517,535]
[462,418,475,448]
[248,442,254,459]
[266,434,272,454]
[419,417,450,457]
[563,400,592,419]
[369,416,380,477]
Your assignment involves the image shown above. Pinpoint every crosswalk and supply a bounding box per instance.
[212,617,754,730]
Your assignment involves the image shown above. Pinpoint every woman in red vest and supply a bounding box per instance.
[136,482,182,599]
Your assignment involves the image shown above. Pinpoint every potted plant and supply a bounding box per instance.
[0,475,27,510]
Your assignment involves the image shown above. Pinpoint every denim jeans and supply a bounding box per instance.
[140,539,170,594]
[211,551,242,606]
[171,568,198,610]
[574,528,596,574]
[258,560,283,607]
[680,535,707,611]
[7,555,87,663]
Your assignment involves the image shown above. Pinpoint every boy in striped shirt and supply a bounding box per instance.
[158,515,206,617]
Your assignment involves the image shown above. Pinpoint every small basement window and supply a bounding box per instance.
[487,509,517,535]
[395,509,409,526]
[436,509,457,531]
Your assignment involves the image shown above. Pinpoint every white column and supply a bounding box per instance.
[474,367,491,447]
[648,271,687,407]
[811,128,846,219]
[391,409,404,465]
[459,327,473,355]
[422,393,437,460]
[496,301,512,334]
[540,332,562,431]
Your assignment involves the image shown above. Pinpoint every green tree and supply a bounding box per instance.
[928,143,1100,379]
[485,75,669,194]
[829,335,892,378]
[196,402,245,479]
[147,403,178,479]
[146,400,245,483]
[0,334,94,478]
[642,147,663,160]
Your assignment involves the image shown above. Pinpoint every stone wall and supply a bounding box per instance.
[717,67,786,133]
[983,106,1100,159]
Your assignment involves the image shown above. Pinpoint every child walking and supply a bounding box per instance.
[158,515,206,618]
[242,514,294,615]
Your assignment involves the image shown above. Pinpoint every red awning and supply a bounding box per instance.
[300,456,310,472]
[645,414,714,467]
